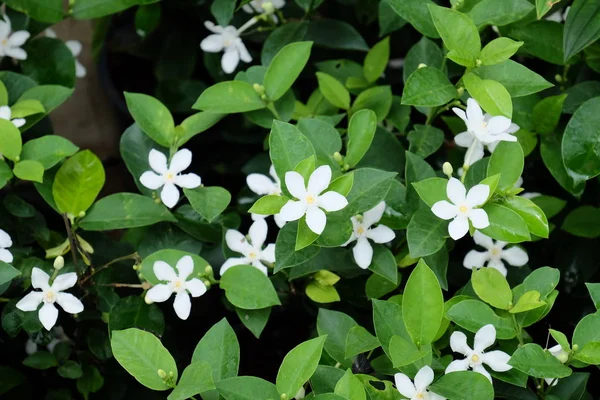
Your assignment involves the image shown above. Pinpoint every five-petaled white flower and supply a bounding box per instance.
[221,218,275,276]
[45,29,86,78]
[431,178,490,240]
[394,365,446,400]
[280,165,348,235]
[0,15,30,60]
[16,267,84,331]
[463,231,528,276]
[140,149,201,209]
[200,20,253,74]
[446,324,512,382]
[0,105,25,128]
[242,0,286,22]
[247,165,285,228]
[0,229,13,263]
[342,201,395,269]
[453,98,519,167]
[544,344,569,386]
[145,256,207,320]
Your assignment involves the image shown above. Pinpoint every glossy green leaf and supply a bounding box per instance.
[317,309,358,367]
[20,136,79,169]
[509,290,546,313]
[472,268,512,310]
[168,362,214,400]
[184,186,231,223]
[446,299,517,339]
[407,209,447,258]
[264,42,312,101]
[13,160,44,183]
[463,73,512,118]
[220,265,281,309]
[316,72,350,110]
[468,0,534,27]
[480,38,523,65]
[532,94,567,135]
[487,141,524,190]
[276,336,326,398]
[334,369,366,400]
[0,262,20,286]
[0,119,22,161]
[402,67,456,107]
[473,60,553,98]
[429,371,494,400]
[387,0,439,38]
[480,203,530,243]
[215,376,279,400]
[428,4,481,66]
[562,97,600,180]
[346,109,377,167]
[364,37,390,83]
[509,343,573,378]
[563,0,600,62]
[350,86,392,122]
[193,81,266,113]
[344,326,380,358]
[191,318,240,383]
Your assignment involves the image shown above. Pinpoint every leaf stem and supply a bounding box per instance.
[81,252,141,285]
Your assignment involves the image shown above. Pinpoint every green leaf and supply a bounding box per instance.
[72,0,151,19]
[342,168,397,216]
[79,193,176,231]
[468,0,534,27]
[168,362,215,400]
[261,21,309,66]
[372,299,412,358]
[403,37,445,83]
[387,0,439,38]
[76,365,104,398]
[23,351,58,370]
[235,307,271,339]
[296,215,320,251]
[563,0,600,62]
[346,109,377,168]
[111,328,178,391]
[120,124,166,196]
[215,376,280,400]
[178,112,225,146]
[274,222,320,272]
[334,370,366,400]
[379,0,407,36]
[407,209,447,258]
[298,118,342,169]
[412,177,448,208]
[540,134,585,197]
[21,38,75,88]
[184,187,231,223]
[586,283,600,310]
[487,141,524,190]
[508,20,566,65]
[0,118,22,161]
[574,342,600,364]
[368,245,398,284]
[472,60,553,98]
[562,97,600,180]
[108,296,165,336]
[509,290,546,313]
[52,150,105,216]
[350,86,393,122]
[402,67,456,107]
[480,38,524,66]
[0,261,20,285]
[10,99,45,118]
[500,196,549,238]
[508,343,573,378]
[20,136,79,169]
[264,42,313,101]
[549,329,571,352]
[124,92,175,147]
[249,195,288,215]
[446,299,517,339]
[13,160,44,183]
[316,72,350,110]
[429,371,494,400]
[276,336,326,398]
[0,160,12,189]
[463,73,512,118]
[220,265,281,309]
[480,203,530,243]
[193,81,266,113]
[317,309,358,367]
[536,0,555,19]
[403,259,444,346]
[573,313,600,349]
[306,282,340,303]
[344,326,380,358]
[364,37,390,83]
[389,335,430,367]
[17,84,73,131]
[192,318,240,382]
[57,361,83,379]
[428,4,481,66]
[140,249,209,285]
[472,268,513,310]
[210,0,235,26]
[3,0,63,23]
[407,125,444,159]
[532,94,567,135]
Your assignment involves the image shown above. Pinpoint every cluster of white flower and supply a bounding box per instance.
[0,229,13,263]
[0,14,29,60]
[221,218,275,276]
[45,29,86,78]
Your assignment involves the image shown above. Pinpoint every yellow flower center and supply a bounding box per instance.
[248,251,258,260]
[415,393,425,400]
[1,39,7,46]
[173,279,183,290]
[44,290,56,303]
[459,205,468,213]
[306,195,316,205]
[490,248,501,257]
[165,172,175,181]
[357,227,365,235]
[471,354,480,363]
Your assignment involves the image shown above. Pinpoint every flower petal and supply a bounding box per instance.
[185,278,207,297]
[393,373,416,398]
[473,364,492,382]
[449,216,469,240]
[450,331,472,355]
[149,149,168,174]
[160,183,180,208]
[455,131,474,148]
[280,200,306,222]
[204,21,222,33]
[306,207,327,235]
[261,243,276,263]
[51,272,78,292]
[221,47,240,74]
[153,261,177,282]
[447,178,466,205]
[247,173,277,195]
[487,258,508,277]
[463,250,490,270]
[501,246,528,267]
[170,149,193,174]
[366,225,395,244]
[220,257,247,276]
[16,291,43,311]
[0,228,12,248]
[200,34,224,52]
[362,201,386,227]
[453,107,467,123]
[474,324,496,352]
[482,350,512,372]
[140,171,165,190]
[487,116,512,134]
[249,218,268,248]
[75,60,87,78]
[0,248,13,263]
[235,39,252,63]
[469,209,490,229]
[352,237,373,269]
[0,105,11,120]
[308,165,332,195]
[464,139,484,167]
[31,267,50,290]
[285,171,306,199]
[176,256,194,280]
[429,392,447,400]
[12,118,25,128]
[65,40,82,56]
[473,231,494,249]
[445,358,470,374]
[173,292,192,320]
[56,293,84,314]
[145,284,173,303]
[225,229,248,254]
[317,191,348,212]
[432,201,457,220]
[466,184,489,207]
[274,213,286,228]
[5,46,27,60]
[252,260,269,275]
[9,31,30,47]
[39,303,59,331]
[466,98,483,124]
[414,365,435,392]
[175,173,201,188]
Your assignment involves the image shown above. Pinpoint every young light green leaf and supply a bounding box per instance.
[344,326,380,358]
[364,37,390,83]
[249,195,289,215]
[193,81,266,113]
[316,72,350,110]
[463,73,513,118]
[509,290,546,313]
[220,265,281,309]
[276,336,327,399]
[508,343,573,378]
[334,369,366,400]
[0,118,22,161]
[472,268,513,310]
[480,38,523,65]
[264,42,313,101]
[13,160,44,183]
[124,92,175,147]
[168,362,215,400]
[191,318,240,382]
[487,141,524,190]
[346,109,377,168]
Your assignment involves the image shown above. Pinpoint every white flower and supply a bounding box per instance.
[144,256,207,320]
[394,366,446,400]
[546,6,570,22]
[453,98,519,167]
[247,165,285,228]
[200,21,253,74]
[279,165,348,235]
[242,0,285,22]
[45,29,86,78]
[0,229,13,263]
[463,231,528,277]
[431,178,490,240]
[221,218,275,276]
[446,324,512,382]
[342,201,396,269]
[0,105,25,128]
[0,15,30,60]
[25,326,70,355]
[140,149,201,209]
[544,344,569,386]
[16,268,84,331]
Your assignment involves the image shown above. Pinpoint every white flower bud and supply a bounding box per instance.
[53,256,65,270]
[443,162,453,178]
[417,63,427,69]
